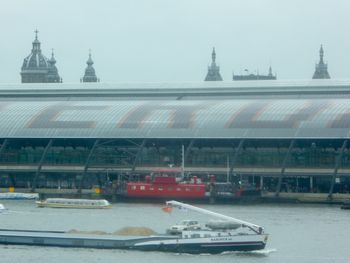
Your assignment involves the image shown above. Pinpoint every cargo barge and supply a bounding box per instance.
[0,201,268,254]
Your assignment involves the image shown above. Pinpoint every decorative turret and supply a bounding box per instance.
[233,66,276,81]
[312,45,330,79]
[21,30,49,83]
[81,50,99,83]
[268,66,273,77]
[47,49,62,83]
[204,47,223,81]
[21,30,62,83]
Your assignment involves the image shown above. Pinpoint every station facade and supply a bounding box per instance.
[0,81,349,198]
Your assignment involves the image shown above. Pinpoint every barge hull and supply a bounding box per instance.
[0,229,172,250]
[0,229,266,254]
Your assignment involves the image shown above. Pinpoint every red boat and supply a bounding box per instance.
[126,169,206,199]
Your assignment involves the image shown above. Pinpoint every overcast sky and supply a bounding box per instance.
[0,0,349,83]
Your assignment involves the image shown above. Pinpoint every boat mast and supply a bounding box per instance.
[181,145,185,178]
[166,200,263,234]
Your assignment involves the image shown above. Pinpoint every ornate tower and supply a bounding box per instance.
[204,47,223,81]
[81,51,99,82]
[21,30,49,83]
[312,45,330,79]
[47,50,62,83]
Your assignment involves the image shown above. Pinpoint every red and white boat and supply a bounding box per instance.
[126,169,206,199]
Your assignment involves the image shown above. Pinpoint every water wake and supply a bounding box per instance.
[227,248,277,257]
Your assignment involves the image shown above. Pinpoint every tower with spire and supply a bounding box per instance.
[47,50,62,83]
[21,30,62,83]
[204,48,223,81]
[81,51,99,82]
[312,45,330,79]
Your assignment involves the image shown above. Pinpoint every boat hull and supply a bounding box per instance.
[133,234,268,254]
[36,203,111,209]
[0,229,267,254]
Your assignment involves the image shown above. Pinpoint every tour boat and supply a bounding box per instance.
[0,203,6,212]
[36,198,111,209]
[126,169,206,199]
[0,192,39,200]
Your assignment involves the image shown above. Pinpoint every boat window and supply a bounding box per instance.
[158,187,163,191]
[191,234,200,238]
[185,188,190,192]
[140,186,145,190]
[176,188,181,191]
[150,187,154,191]
[204,234,211,238]
[131,186,136,190]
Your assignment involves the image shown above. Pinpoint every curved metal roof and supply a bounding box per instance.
[1,80,350,99]
[1,98,350,139]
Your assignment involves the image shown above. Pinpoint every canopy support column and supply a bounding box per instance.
[131,139,147,171]
[310,176,313,193]
[0,139,8,155]
[328,139,348,200]
[31,139,53,192]
[229,139,245,178]
[78,139,99,193]
[184,139,195,163]
[275,139,295,197]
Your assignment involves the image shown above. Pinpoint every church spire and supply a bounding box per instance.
[204,47,223,81]
[268,66,273,76]
[211,47,216,64]
[319,45,324,64]
[312,44,330,79]
[32,29,41,53]
[81,50,99,82]
[47,49,62,83]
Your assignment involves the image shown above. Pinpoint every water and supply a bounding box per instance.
[0,200,349,263]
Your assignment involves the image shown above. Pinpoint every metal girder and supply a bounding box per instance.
[184,139,195,162]
[31,139,53,192]
[78,139,100,192]
[328,139,348,200]
[131,139,147,171]
[275,139,296,197]
[229,139,245,177]
[0,139,9,155]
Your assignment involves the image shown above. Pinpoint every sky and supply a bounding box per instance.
[0,0,349,83]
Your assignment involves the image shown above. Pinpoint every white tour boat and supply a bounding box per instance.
[0,192,39,200]
[0,203,6,212]
[36,198,111,209]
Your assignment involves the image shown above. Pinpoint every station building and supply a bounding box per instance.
[0,80,350,198]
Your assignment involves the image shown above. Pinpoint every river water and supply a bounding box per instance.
[0,200,349,263]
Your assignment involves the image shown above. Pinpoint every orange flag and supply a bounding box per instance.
[161,206,172,214]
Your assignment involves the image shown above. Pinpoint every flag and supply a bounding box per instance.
[161,206,172,213]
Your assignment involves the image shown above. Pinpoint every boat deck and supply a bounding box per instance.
[0,229,174,249]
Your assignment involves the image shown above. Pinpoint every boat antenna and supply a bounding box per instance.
[181,144,185,178]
